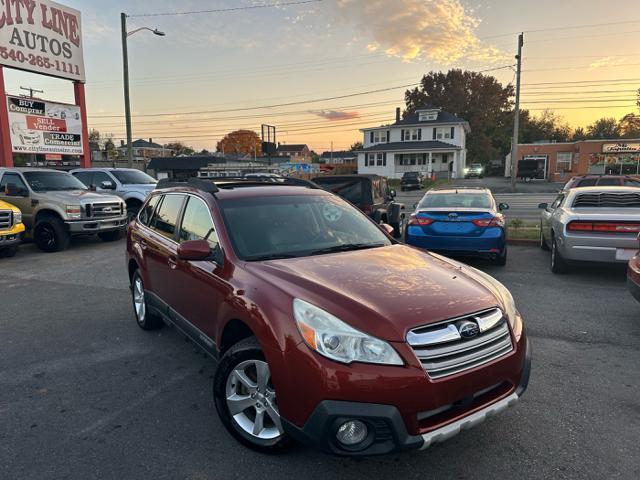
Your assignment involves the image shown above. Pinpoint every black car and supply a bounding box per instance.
[400,172,423,191]
[313,174,406,238]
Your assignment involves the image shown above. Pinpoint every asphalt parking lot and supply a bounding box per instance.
[2,239,639,480]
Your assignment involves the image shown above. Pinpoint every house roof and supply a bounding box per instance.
[360,141,461,152]
[277,144,308,153]
[127,139,165,149]
[393,110,466,126]
[147,157,210,171]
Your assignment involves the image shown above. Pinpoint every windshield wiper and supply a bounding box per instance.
[247,253,301,261]
[310,243,386,256]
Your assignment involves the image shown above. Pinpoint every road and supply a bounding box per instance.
[2,239,639,480]
[396,177,560,222]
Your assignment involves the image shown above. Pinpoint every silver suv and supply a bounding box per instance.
[0,168,127,252]
[71,168,157,220]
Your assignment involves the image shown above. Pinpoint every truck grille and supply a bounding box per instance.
[0,210,12,229]
[88,202,123,218]
[407,308,513,379]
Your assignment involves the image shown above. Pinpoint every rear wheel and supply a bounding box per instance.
[550,235,569,274]
[34,216,70,253]
[493,246,507,266]
[214,337,291,454]
[131,270,163,330]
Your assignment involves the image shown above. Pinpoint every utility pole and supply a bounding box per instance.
[121,13,133,169]
[20,86,44,98]
[330,141,334,164]
[510,33,524,192]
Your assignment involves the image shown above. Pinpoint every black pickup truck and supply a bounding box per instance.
[313,174,406,238]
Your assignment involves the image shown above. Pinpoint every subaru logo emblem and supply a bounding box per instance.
[456,320,480,339]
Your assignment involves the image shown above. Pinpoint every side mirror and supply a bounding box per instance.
[499,203,509,211]
[412,203,418,209]
[538,203,548,210]
[177,239,211,261]
[5,183,28,197]
[100,181,116,190]
[381,223,395,236]
[389,189,396,198]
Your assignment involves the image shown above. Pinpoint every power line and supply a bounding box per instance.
[480,18,640,40]
[522,77,640,86]
[128,0,323,18]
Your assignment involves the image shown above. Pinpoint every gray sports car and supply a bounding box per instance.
[539,186,640,273]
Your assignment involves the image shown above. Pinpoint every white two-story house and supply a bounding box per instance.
[358,106,470,179]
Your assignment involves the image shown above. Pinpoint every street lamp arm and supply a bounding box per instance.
[127,26,165,37]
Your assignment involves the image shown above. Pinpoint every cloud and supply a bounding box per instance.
[589,56,625,70]
[332,0,505,64]
[310,110,360,121]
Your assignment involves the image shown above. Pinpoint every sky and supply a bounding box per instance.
[3,0,640,153]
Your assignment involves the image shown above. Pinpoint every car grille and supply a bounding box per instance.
[407,308,513,379]
[88,202,123,218]
[0,210,12,229]
[573,192,640,208]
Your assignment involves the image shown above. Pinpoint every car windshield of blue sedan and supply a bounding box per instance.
[419,193,492,209]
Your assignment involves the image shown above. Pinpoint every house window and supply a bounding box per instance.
[403,129,421,141]
[435,127,452,140]
[556,152,572,172]
[376,153,385,166]
[366,153,376,167]
[373,131,387,143]
[419,111,438,121]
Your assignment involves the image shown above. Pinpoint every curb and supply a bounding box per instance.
[508,238,539,246]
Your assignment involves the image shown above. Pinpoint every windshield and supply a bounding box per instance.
[313,178,365,204]
[219,194,392,261]
[418,193,492,209]
[23,171,88,192]
[112,170,157,185]
[470,164,482,169]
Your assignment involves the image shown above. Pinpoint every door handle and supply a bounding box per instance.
[168,256,178,270]
[139,239,148,250]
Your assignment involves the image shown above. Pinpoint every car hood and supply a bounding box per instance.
[35,190,122,204]
[245,244,501,342]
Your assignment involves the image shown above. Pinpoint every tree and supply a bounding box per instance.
[104,137,118,160]
[619,113,640,138]
[572,127,588,141]
[404,69,514,163]
[198,149,211,156]
[349,141,363,151]
[216,130,262,156]
[586,117,620,139]
[519,110,572,143]
[164,142,195,156]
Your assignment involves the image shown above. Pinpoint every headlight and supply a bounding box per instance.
[13,211,22,224]
[66,205,82,219]
[293,299,403,366]
[464,168,470,172]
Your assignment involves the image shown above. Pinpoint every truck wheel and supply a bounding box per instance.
[214,337,291,454]
[0,246,18,258]
[126,201,143,222]
[391,214,405,239]
[34,216,70,252]
[131,270,163,330]
[98,230,123,242]
[550,235,568,274]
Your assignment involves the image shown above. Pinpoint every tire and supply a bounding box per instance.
[391,214,405,239]
[0,246,18,258]
[213,337,291,454]
[494,246,507,266]
[34,215,70,253]
[126,201,143,222]
[540,224,549,251]
[131,270,163,330]
[98,229,123,242]
[550,235,569,274]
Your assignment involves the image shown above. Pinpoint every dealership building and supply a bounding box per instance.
[513,139,640,181]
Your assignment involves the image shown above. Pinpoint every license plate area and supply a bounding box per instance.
[616,248,636,261]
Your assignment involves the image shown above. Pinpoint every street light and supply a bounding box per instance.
[121,13,165,168]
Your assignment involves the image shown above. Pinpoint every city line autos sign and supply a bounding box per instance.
[603,143,640,154]
[0,0,85,82]
[7,95,83,154]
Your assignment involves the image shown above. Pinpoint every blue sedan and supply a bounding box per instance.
[405,188,509,265]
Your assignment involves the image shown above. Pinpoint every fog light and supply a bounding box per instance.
[336,420,368,446]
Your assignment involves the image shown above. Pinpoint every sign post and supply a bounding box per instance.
[0,66,13,167]
[74,82,90,167]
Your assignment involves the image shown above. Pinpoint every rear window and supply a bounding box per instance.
[314,178,365,204]
[572,192,640,208]
[419,193,492,209]
[403,172,419,178]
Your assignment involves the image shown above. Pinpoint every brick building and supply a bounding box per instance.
[514,139,640,181]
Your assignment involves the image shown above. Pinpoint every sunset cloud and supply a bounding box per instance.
[310,110,361,121]
[333,0,506,64]
[589,56,625,70]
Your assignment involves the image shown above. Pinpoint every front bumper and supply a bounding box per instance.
[0,232,22,248]
[66,216,128,233]
[282,337,531,456]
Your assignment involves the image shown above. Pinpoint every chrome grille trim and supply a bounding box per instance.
[407,307,513,379]
[89,202,123,218]
[0,210,12,229]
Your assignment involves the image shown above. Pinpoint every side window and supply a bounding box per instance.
[139,195,160,226]
[93,171,113,186]
[179,197,219,248]
[550,194,565,210]
[150,194,185,240]
[0,173,29,192]
[624,179,640,187]
[577,178,597,187]
[72,171,93,187]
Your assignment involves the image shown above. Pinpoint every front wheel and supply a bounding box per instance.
[391,214,405,239]
[214,337,291,454]
[0,246,18,258]
[131,270,163,330]
[34,216,70,252]
[540,224,549,251]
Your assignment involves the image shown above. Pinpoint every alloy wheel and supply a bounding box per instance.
[133,276,146,324]
[38,224,56,249]
[225,359,282,440]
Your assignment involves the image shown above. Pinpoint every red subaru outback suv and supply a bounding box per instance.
[126,178,530,456]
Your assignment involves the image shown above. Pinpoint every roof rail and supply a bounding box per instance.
[156,177,219,193]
